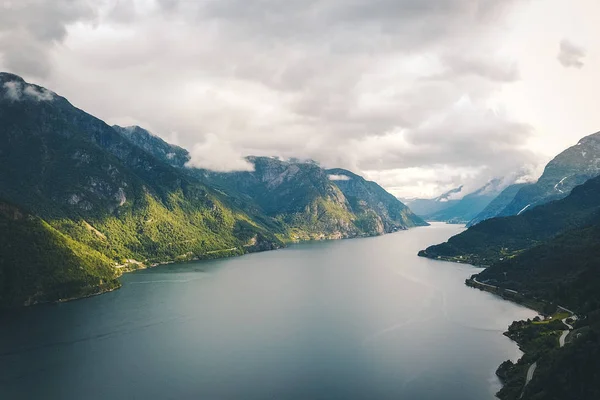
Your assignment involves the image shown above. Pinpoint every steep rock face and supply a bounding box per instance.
[325,168,427,232]
[199,157,425,240]
[467,183,532,227]
[498,131,600,217]
[0,73,283,306]
[199,157,364,240]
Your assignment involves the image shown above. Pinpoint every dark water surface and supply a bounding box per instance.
[0,223,536,400]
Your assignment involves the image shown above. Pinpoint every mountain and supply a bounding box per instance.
[466,183,532,227]
[325,168,429,233]
[0,200,119,307]
[198,157,427,240]
[416,133,600,399]
[419,174,600,266]
[404,186,463,216]
[474,220,600,313]
[0,72,283,306]
[466,208,600,400]
[497,131,600,218]
[419,174,600,400]
[407,179,509,224]
[113,125,190,168]
[0,72,423,306]
[113,125,427,238]
[425,180,505,223]
[113,126,427,237]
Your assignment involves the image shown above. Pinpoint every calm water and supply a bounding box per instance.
[0,223,536,400]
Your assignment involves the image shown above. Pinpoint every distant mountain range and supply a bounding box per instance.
[0,72,425,307]
[402,186,464,216]
[409,131,600,228]
[466,183,532,227]
[482,131,600,222]
[405,179,513,224]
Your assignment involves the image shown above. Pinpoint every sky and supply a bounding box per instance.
[1,0,599,198]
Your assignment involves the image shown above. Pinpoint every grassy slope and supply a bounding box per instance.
[0,202,119,307]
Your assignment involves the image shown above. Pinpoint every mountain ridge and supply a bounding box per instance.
[406,179,513,224]
[113,124,427,238]
[0,72,424,307]
[197,157,427,240]
[467,183,532,227]
[494,131,600,218]
[419,174,600,266]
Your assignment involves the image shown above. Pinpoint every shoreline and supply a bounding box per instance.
[464,277,576,399]
[13,226,420,309]
[465,277,547,315]
[8,223,546,398]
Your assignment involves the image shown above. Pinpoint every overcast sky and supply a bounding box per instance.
[1,0,599,198]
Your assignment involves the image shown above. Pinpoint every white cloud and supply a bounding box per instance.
[1,0,599,197]
[328,174,351,181]
[3,81,22,101]
[2,80,54,101]
[557,39,586,69]
[23,84,54,101]
[185,133,255,172]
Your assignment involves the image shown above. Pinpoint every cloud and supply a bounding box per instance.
[557,39,586,69]
[23,84,55,101]
[2,80,54,101]
[185,133,255,172]
[157,0,180,13]
[2,81,22,101]
[322,96,536,174]
[432,55,520,82]
[0,0,558,197]
[328,174,352,181]
[0,0,97,77]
